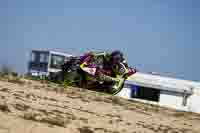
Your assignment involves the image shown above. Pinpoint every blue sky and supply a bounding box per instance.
[0,0,200,81]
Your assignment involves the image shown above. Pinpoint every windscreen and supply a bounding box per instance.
[29,51,49,72]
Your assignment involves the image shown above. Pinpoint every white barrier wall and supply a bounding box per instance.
[118,72,200,114]
[188,89,200,113]
[159,91,188,111]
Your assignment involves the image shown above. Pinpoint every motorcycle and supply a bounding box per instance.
[52,53,136,94]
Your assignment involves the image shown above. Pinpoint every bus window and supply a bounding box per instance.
[50,54,65,69]
[31,52,37,62]
[40,53,49,63]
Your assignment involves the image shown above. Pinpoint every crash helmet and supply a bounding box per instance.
[110,50,124,63]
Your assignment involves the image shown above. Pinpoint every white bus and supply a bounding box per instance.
[28,50,72,77]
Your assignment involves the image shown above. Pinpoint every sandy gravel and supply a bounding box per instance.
[0,79,200,133]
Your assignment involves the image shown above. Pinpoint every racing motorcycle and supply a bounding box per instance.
[52,52,136,94]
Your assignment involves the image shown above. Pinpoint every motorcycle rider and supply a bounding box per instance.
[109,50,136,78]
[79,50,133,91]
[107,50,128,76]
